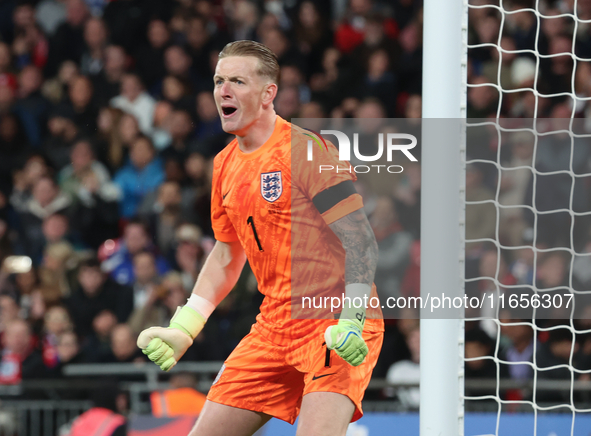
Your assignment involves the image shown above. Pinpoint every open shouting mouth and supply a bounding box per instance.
[221,105,237,118]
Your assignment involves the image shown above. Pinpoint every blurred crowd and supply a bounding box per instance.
[460,0,591,408]
[0,0,588,411]
[0,0,425,392]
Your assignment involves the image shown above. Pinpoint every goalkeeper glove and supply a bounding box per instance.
[137,305,205,371]
[324,284,369,367]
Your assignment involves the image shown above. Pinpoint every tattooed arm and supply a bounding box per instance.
[328,208,378,287]
[324,207,377,366]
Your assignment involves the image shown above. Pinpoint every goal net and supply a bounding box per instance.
[464,0,591,434]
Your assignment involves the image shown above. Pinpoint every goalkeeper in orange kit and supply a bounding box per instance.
[137,40,384,436]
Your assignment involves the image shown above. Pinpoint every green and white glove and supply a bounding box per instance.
[137,305,205,371]
[324,284,369,367]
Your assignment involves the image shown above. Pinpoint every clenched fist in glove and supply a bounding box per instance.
[137,303,206,371]
[324,283,370,367]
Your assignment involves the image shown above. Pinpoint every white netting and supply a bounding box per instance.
[465,0,591,434]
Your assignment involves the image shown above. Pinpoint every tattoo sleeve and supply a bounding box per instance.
[328,208,378,286]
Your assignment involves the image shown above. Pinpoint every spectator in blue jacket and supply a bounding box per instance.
[113,135,164,219]
[101,219,169,286]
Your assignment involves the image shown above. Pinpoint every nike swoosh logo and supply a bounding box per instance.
[312,373,337,381]
[223,189,231,200]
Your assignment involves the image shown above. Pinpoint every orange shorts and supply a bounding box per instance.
[206,321,384,424]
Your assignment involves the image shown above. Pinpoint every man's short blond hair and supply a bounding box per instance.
[219,40,280,84]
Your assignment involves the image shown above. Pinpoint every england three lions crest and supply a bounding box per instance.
[261,171,282,203]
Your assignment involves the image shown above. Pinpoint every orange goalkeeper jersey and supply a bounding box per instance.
[211,116,383,345]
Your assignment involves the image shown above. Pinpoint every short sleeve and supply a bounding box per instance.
[210,156,239,242]
[293,139,364,224]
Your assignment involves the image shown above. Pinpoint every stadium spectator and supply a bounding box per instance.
[46,0,89,77]
[163,45,198,92]
[262,27,306,71]
[161,75,193,114]
[100,220,169,286]
[182,153,215,235]
[136,19,169,92]
[13,177,72,263]
[0,293,20,337]
[110,73,156,135]
[35,0,67,38]
[393,161,421,239]
[228,0,258,42]
[42,106,80,170]
[527,107,591,248]
[334,0,397,54]
[160,271,188,323]
[13,65,50,148]
[102,0,156,53]
[356,48,397,116]
[65,75,98,134]
[128,276,170,335]
[40,305,73,371]
[386,324,420,408]
[185,15,215,82]
[465,163,496,245]
[464,326,504,380]
[80,17,107,76]
[0,318,45,383]
[41,59,78,104]
[41,213,72,248]
[467,75,498,118]
[38,241,76,298]
[499,312,535,381]
[138,181,193,255]
[509,244,535,286]
[150,100,174,151]
[481,35,517,91]
[280,64,311,104]
[293,1,333,76]
[173,223,206,292]
[12,22,49,71]
[105,323,145,363]
[52,330,83,373]
[113,135,165,219]
[131,251,162,311]
[274,86,300,120]
[8,269,38,319]
[92,45,127,107]
[193,91,224,143]
[65,258,133,339]
[498,131,534,246]
[99,110,139,170]
[400,241,420,300]
[396,18,422,96]
[370,196,412,303]
[536,326,581,403]
[80,309,117,363]
[58,139,114,205]
[160,109,195,165]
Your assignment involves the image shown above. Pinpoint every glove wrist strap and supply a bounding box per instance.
[186,294,215,319]
[169,306,206,339]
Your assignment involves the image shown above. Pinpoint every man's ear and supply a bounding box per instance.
[262,82,278,107]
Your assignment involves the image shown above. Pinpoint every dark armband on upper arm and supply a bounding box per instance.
[312,180,357,214]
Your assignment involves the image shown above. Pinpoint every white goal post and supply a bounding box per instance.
[420,0,467,435]
[421,0,591,435]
